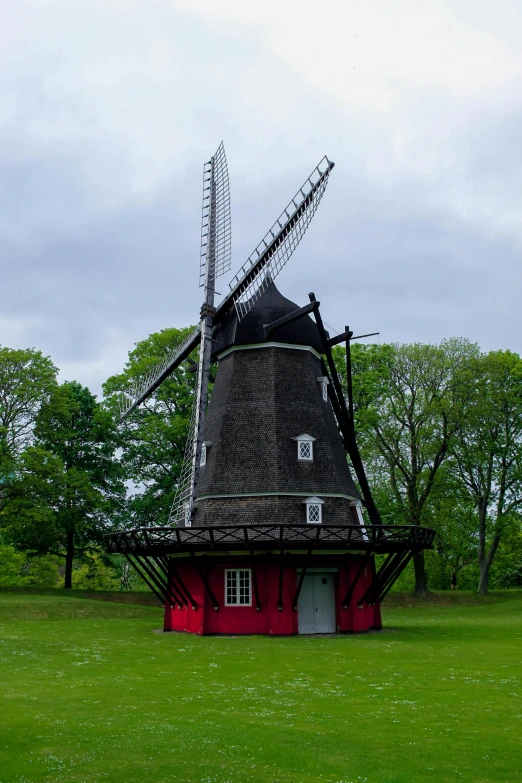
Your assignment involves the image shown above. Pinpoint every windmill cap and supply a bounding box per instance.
[212,281,323,356]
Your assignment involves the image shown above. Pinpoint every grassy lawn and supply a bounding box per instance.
[1,591,521,783]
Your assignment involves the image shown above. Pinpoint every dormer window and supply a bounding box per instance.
[293,434,315,461]
[317,376,329,402]
[304,496,324,524]
[184,502,191,527]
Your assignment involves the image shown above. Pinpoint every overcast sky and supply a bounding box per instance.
[2,0,521,394]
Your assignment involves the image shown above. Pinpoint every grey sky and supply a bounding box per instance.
[2,0,521,394]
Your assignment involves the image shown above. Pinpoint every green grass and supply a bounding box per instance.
[1,591,521,783]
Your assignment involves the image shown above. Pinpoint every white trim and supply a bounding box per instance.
[292,433,316,442]
[217,342,322,361]
[195,491,358,501]
[224,568,252,606]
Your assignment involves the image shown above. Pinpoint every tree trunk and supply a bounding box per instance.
[413,550,429,595]
[477,531,501,596]
[477,561,489,595]
[64,531,74,589]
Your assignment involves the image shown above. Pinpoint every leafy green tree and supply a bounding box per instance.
[5,382,124,588]
[450,350,522,594]
[71,553,119,591]
[0,346,57,511]
[0,346,57,453]
[336,339,479,595]
[103,327,198,527]
[0,543,59,587]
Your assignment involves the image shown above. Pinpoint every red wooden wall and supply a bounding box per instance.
[163,555,381,635]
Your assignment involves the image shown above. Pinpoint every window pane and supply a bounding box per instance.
[299,441,312,460]
[238,570,250,605]
[226,571,237,605]
[308,504,321,523]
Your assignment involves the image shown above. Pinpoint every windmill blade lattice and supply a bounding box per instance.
[199,142,231,287]
[168,364,201,526]
[226,156,334,321]
[119,325,201,421]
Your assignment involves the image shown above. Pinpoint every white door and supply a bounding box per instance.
[297,574,316,634]
[298,573,336,634]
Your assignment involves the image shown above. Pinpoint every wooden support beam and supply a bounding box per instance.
[378,551,414,603]
[309,292,382,526]
[342,553,372,609]
[250,551,261,611]
[278,550,285,612]
[190,553,219,610]
[171,563,197,609]
[263,301,318,338]
[292,549,313,611]
[148,554,185,606]
[123,553,165,605]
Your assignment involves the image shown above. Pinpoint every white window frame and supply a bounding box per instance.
[184,502,191,528]
[200,443,207,467]
[225,569,252,606]
[317,376,329,402]
[293,434,316,462]
[303,496,324,524]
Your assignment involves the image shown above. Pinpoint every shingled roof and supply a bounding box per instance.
[212,280,323,357]
[191,283,361,530]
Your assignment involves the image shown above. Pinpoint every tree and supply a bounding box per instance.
[0,346,57,453]
[103,327,198,528]
[336,339,479,595]
[5,382,124,588]
[0,346,57,511]
[450,350,522,594]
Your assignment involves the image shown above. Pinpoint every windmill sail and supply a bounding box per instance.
[168,363,201,526]
[118,143,231,424]
[119,325,201,421]
[180,144,228,524]
[199,141,231,287]
[223,156,334,322]
[118,153,333,423]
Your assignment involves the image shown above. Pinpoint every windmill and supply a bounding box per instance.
[107,144,435,636]
[119,143,335,528]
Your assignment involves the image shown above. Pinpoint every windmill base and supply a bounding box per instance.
[163,554,382,635]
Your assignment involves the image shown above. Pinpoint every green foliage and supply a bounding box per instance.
[3,381,124,587]
[70,553,119,591]
[0,346,57,454]
[0,544,59,587]
[103,326,199,527]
